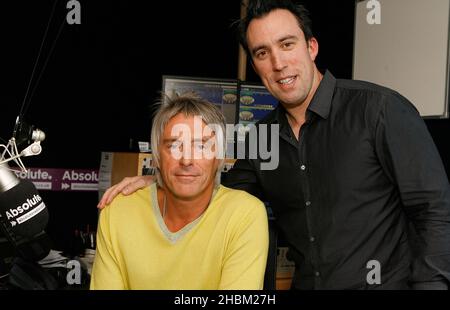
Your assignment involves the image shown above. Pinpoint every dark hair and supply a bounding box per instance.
[237,0,313,56]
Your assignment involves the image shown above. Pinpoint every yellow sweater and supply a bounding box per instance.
[90,184,269,290]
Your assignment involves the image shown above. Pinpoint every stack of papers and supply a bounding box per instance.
[38,250,69,268]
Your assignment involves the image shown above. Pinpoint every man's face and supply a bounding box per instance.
[159,113,219,200]
[247,9,319,108]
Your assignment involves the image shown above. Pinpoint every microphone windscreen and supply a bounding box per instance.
[0,180,49,239]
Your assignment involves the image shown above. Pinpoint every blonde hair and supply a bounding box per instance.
[150,94,226,187]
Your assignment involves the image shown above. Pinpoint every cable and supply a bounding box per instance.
[15,0,60,136]
[21,14,66,119]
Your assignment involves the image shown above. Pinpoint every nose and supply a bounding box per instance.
[179,145,193,166]
[271,50,286,72]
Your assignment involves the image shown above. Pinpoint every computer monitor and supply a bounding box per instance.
[237,83,278,127]
[162,76,238,125]
[161,76,279,159]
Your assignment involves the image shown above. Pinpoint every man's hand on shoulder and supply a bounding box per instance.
[97,175,155,209]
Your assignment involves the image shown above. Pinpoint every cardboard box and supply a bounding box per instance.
[276,246,295,290]
[98,152,153,200]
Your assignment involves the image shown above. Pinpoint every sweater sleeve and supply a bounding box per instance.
[90,207,126,290]
[219,196,269,290]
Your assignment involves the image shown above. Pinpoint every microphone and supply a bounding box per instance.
[0,162,50,261]
[1,117,45,167]
[13,117,46,149]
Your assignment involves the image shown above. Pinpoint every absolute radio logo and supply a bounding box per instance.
[6,194,44,223]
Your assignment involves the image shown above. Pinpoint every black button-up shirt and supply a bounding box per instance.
[223,71,450,289]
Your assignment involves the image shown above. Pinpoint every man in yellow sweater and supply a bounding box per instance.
[90,95,269,290]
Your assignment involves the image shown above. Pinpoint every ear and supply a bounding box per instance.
[307,37,319,62]
[215,157,223,173]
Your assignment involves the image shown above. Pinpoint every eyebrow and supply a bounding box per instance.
[162,137,212,144]
[251,35,298,56]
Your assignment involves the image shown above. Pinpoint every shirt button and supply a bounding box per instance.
[315,271,320,277]
[305,201,311,207]
[300,165,306,171]
[310,236,315,242]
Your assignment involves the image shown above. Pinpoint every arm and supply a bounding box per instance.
[375,93,450,289]
[90,208,126,289]
[97,175,154,209]
[223,158,265,200]
[219,199,269,290]
[222,126,266,199]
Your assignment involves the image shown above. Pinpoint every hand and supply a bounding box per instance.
[97,175,155,209]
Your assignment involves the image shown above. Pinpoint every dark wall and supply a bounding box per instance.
[1,1,449,251]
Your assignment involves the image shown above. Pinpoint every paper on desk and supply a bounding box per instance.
[38,249,69,266]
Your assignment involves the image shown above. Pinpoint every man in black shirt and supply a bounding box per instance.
[98,0,450,289]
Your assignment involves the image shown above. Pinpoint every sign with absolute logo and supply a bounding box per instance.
[12,168,99,192]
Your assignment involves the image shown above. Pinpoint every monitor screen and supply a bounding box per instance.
[237,83,278,127]
[161,76,279,159]
[162,76,238,125]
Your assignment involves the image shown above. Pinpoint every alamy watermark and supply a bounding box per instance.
[66,0,81,25]
[366,0,381,25]
[168,116,280,171]
[66,259,81,285]
[366,259,381,285]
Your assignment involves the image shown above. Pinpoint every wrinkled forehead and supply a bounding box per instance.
[163,114,217,140]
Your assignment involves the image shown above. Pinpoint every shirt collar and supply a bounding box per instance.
[307,70,335,120]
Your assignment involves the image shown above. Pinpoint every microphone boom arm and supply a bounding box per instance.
[0,128,45,173]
